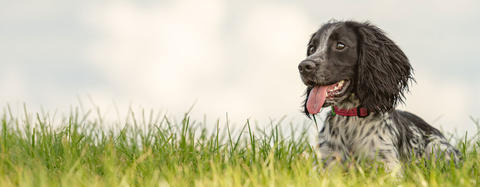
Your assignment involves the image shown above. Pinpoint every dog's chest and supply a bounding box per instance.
[319,114,394,155]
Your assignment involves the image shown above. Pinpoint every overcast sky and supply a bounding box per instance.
[1,0,479,135]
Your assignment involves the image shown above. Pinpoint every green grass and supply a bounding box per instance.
[0,105,479,187]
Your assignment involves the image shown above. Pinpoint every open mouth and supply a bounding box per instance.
[306,80,350,114]
[326,80,350,99]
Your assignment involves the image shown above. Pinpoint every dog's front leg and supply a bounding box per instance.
[315,140,344,168]
[369,141,402,172]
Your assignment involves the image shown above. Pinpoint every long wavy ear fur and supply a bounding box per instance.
[349,21,414,113]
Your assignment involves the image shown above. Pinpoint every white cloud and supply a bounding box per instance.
[83,0,225,110]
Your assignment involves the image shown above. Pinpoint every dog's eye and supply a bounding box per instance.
[336,42,346,50]
[307,45,316,55]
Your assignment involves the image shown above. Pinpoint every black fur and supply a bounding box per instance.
[350,22,413,113]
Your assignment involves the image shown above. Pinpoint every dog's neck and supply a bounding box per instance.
[334,93,361,109]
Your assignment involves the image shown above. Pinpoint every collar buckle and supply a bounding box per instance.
[357,107,369,117]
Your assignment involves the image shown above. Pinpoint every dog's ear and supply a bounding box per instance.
[353,22,413,113]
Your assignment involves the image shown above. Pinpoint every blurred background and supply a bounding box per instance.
[1,0,479,135]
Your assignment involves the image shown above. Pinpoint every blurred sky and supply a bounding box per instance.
[1,0,479,135]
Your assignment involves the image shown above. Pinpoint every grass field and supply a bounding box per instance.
[0,105,479,186]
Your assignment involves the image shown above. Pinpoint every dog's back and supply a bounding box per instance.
[394,110,461,161]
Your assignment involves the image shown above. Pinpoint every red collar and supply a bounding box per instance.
[332,106,369,117]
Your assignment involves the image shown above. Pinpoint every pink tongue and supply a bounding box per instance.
[307,86,328,114]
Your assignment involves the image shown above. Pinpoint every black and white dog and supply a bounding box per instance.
[298,20,460,170]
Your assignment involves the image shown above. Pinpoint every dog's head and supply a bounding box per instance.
[299,21,413,116]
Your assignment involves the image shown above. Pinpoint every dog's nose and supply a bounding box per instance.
[298,60,316,74]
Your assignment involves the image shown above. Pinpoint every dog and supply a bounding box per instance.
[298,20,460,170]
